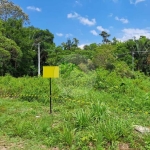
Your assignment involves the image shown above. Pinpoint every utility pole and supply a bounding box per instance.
[38,43,41,76]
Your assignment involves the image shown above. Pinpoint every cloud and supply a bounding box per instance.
[27,6,41,12]
[56,33,73,38]
[56,33,63,37]
[118,28,150,41]
[108,13,113,17]
[67,12,96,26]
[78,43,90,49]
[130,0,145,4]
[90,30,98,36]
[75,0,82,6]
[79,17,96,26]
[67,12,79,18]
[65,33,73,38]
[97,26,109,32]
[115,16,129,24]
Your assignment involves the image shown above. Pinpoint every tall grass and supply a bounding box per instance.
[1,66,150,149]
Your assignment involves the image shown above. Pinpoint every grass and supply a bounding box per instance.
[1,68,150,149]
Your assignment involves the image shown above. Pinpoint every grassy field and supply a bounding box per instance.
[1,67,150,149]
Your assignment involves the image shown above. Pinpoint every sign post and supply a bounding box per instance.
[43,66,59,114]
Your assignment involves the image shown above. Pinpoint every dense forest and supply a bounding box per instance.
[0,0,150,77]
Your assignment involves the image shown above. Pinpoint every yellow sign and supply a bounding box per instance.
[43,66,59,78]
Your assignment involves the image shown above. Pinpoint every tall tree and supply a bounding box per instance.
[61,42,67,50]
[2,19,35,76]
[0,33,22,76]
[66,38,72,50]
[99,31,110,44]
[112,37,119,45]
[32,28,54,74]
[0,0,29,23]
[72,38,79,48]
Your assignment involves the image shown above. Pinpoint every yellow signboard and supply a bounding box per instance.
[43,66,59,78]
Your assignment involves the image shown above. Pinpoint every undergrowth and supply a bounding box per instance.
[0,66,150,149]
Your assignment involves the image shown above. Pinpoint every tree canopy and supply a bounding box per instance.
[0,0,29,23]
[1,0,150,76]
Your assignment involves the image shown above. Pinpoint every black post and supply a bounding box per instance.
[50,78,52,114]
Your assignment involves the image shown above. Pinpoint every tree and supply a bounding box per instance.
[61,42,67,50]
[92,44,115,69]
[112,37,119,45]
[32,28,54,74]
[72,38,79,48]
[0,34,22,76]
[0,0,29,23]
[134,36,150,73]
[64,38,79,50]
[2,19,36,76]
[66,38,72,50]
[99,31,110,44]
[114,36,150,74]
[1,19,54,76]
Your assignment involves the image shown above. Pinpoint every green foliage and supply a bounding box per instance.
[1,70,150,149]
[0,0,29,23]
[61,53,88,65]
[92,44,115,69]
[0,75,60,103]
[113,61,134,78]
[0,19,54,76]
[74,109,90,129]
[0,33,22,76]
[60,125,75,146]
[1,0,150,149]
[59,63,76,77]
[99,31,111,44]
[90,101,108,122]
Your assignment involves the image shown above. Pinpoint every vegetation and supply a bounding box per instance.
[1,68,150,149]
[1,0,150,149]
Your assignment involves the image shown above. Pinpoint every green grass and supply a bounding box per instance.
[1,68,150,149]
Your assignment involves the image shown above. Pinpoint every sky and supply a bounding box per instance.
[12,0,150,48]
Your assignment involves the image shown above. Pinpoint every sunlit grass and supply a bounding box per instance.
[1,71,150,149]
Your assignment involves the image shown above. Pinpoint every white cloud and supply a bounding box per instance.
[97,26,109,32]
[130,0,145,4]
[78,43,90,49]
[65,33,73,38]
[56,33,73,38]
[67,12,79,18]
[118,28,150,41]
[56,33,63,37]
[27,6,41,12]
[90,30,98,36]
[67,12,96,26]
[115,16,129,24]
[75,0,82,6]
[79,17,96,26]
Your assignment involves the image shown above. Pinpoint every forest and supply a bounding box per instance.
[0,0,150,77]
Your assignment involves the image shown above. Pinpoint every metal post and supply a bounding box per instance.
[50,78,52,114]
[38,43,40,76]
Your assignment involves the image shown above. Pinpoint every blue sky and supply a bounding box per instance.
[12,0,150,48]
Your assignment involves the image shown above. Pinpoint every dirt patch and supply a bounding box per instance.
[118,143,135,150]
[0,139,24,150]
[0,136,53,150]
